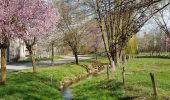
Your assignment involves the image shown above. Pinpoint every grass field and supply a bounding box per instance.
[0,57,169,100]
[71,58,170,100]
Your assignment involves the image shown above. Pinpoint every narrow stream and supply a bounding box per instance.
[62,75,93,100]
[62,88,72,100]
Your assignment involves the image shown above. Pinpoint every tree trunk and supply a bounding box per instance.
[95,48,98,60]
[24,38,36,73]
[124,55,127,62]
[29,50,36,73]
[116,49,120,67]
[152,51,154,56]
[51,43,54,65]
[95,54,98,60]
[111,60,116,71]
[119,50,123,67]
[128,54,131,60]
[110,47,119,68]
[0,48,7,85]
[110,49,116,70]
[74,51,79,64]
[95,51,98,60]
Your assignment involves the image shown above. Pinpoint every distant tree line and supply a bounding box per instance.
[138,31,170,56]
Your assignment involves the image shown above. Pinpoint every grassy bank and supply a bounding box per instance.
[0,58,107,100]
[71,58,170,100]
[0,64,84,100]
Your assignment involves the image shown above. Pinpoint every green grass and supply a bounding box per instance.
[1,57,169,100]
[137,52,170,58]
[125,58,170,98]
[18,55,63,63]
[0,57,107,100]
[71,58,170,100]
[0,64,85,100]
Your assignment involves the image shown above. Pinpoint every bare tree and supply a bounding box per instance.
[92,0,170,69]
[57,1,90,64]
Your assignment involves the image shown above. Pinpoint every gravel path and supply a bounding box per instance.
[6,55,93,71]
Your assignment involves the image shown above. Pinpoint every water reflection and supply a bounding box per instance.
[63,88,72,100]
[62,73,93,100]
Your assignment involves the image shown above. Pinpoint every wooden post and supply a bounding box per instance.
[150,72,157,96]
[122,66,125,87]
[122,54,126,88]
[28,49,36,73]
[106,64,109,80]
[122,58,126,89]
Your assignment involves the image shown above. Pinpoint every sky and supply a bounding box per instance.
[137,3,170,37]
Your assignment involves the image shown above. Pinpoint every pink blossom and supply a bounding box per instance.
[0,0,59,44]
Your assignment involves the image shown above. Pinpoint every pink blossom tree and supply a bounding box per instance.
[0,0,58,84]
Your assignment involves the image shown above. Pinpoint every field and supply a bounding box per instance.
[0,57,169,100]
[71,58,170,100]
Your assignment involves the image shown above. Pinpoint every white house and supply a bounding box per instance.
[0,39,27,63]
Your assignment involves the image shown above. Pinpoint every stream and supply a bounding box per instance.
[62,88,72,100]
[61,74,93,100]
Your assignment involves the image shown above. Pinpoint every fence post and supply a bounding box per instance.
[122,55,126,89]
[150,72,157,96]
[106,64,109,80]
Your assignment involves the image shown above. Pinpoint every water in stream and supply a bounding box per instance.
[62,88,72,100]
[62,74,93,100]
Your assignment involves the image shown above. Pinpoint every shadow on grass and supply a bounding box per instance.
[73,77,156,100]
[0,72,62,100]
[136,56,170,59]
[72,78,140,100]
[98,80,123,96]
[98,80,141,100]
